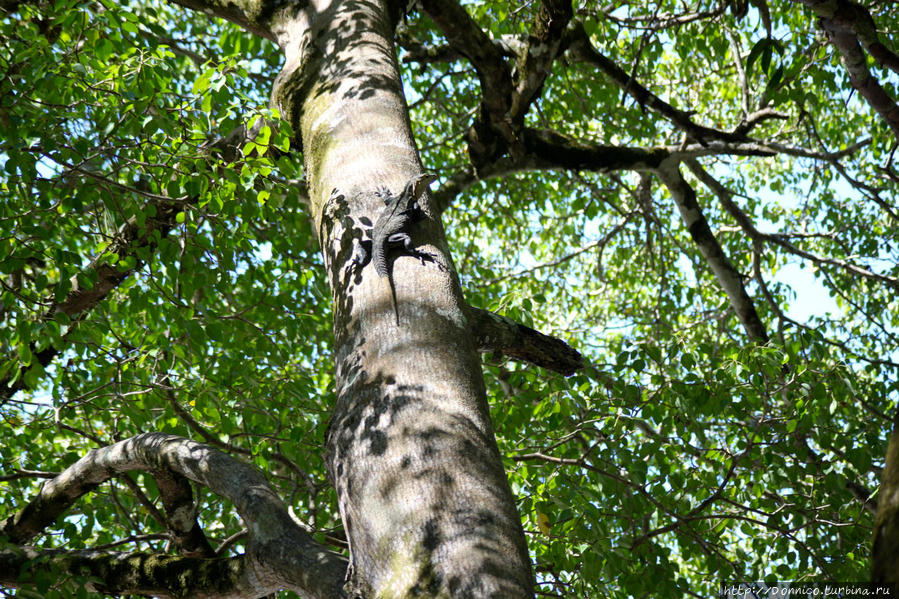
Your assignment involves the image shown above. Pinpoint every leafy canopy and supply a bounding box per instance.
[1,0,897,597]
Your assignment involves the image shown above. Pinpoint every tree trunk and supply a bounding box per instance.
[872,412,899,592]
[271,0,534,596]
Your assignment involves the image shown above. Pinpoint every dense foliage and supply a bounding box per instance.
[2,0,897,597]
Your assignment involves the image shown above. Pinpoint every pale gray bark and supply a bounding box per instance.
[273,0,535,595]
[655,158,770,343]
[0,433,347,598]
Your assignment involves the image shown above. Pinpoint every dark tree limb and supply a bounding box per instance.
[796,0,899,75]
[0,547,256,599]
[419,0,510,86]
[420,0,517,166]
[521,128,672,171]
[822,28,899,140]
[508,0,573,123]
[0,195,182,404]
[431,134,833,213]
[655,159,770,343]
[0,433,347,599]
[797,0,899,140]
[0,469,58,482]
[601,5,728,30]
[154,469,216,558]
[562,23,752,145]
[397,31,520,65]
[0,122,275,405]
[470,307,583,376]
[686,158,899,291]
[164,0,278,42]
[400,16,788,149]
[521,128,780,172]
[432,130,865,216]
[414,1,769,169]
[873,411,899,590]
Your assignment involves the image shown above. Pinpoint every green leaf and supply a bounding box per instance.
[17,343,33,366]
[746,38,773,76]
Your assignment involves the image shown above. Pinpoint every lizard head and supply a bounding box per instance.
[411,173,438,197]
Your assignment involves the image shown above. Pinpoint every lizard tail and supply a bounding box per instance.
[387,274,400,325]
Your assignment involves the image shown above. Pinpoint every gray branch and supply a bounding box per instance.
[0,433,347,599]
[655,159,770,343]
[471,307,583,376]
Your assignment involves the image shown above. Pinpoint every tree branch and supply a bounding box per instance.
[798,0,899,140]
[164,0,278,43]
[420,0,517,165]
[433,131,864,216]
[0,194,182,404]
[161,380,321,520]
[153,469,216,558]
[0,123,271,405]
[508,0,573,123]
[470,307,583,376]
[654,159,770,343]
[796,0,899,75]
[0,433,347,599]
[398,35,522,66]
[521,128,776,172]
[601,5,728,30]
[0,547,257,599]
[563,23,752,144]
[686,158,899,292]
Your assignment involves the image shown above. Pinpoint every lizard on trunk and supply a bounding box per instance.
[370,173,437,325]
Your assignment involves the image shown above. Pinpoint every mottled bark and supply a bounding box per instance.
[470,307,583,376]
[0,433,347,598]
[0,547,251,599]
[271,0,534,596]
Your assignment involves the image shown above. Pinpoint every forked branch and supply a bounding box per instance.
[0,433,347,599]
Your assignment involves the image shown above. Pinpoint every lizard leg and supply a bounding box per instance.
[386,233,434,266]
[386,232,413,251]
[376,186,393,204]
